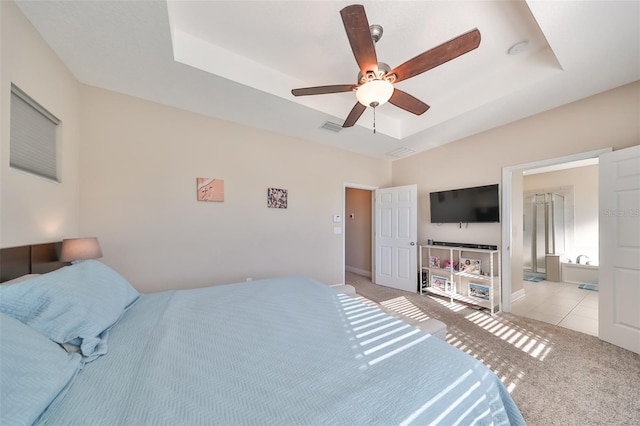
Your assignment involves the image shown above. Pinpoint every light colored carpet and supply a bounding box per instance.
[345,272,640,426]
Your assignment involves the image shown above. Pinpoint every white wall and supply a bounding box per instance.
[524,164,599,264]
[78,86,391,292]
[0,1,81,246]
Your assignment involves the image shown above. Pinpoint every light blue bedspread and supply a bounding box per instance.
[37,276,525,425]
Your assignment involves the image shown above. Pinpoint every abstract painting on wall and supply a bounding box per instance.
[267,188,287,209]
[197,178,224,202]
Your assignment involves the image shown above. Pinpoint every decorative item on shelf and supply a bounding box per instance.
[428,255,441,269]
[468,282,490,300]
[430,275,451,292]
[459,257,481,274]
[59,237,103,264]
[443,259,458,271]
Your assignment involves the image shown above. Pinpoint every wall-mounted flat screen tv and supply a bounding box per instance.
[429,184,500,223]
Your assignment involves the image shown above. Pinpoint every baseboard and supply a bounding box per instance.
[511,289,526,303]
[346,265,371,278]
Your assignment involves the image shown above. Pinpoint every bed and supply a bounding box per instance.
[0,246,525,426]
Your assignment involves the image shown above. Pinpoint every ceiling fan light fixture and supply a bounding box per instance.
[291,5,481,129]
[356,79,394,107]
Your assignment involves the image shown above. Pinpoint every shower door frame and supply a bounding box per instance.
[523,192,566,277]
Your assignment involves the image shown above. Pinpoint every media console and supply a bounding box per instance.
[431,241,498,251]
[419,243,501,314]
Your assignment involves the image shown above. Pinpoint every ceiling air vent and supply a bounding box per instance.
[386,147,416,158]
[321,121,343,133]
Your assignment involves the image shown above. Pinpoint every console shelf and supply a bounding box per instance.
[419,244,501,314]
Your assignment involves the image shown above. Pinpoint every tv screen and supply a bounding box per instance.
[429,184,500,223]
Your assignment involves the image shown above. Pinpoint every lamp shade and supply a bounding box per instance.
[60,237,103,262]
[356,79,394,107]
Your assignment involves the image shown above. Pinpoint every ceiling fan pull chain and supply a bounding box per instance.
[373,106,376,134]
[371,101,379,134]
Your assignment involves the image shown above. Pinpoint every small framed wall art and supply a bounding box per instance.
[428,255,441,269]
[267,188,288,209]
[197,178,224,202]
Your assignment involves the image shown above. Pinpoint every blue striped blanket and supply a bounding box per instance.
[38,276,525,425]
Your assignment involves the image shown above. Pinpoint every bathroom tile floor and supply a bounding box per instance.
[511,279,599,336]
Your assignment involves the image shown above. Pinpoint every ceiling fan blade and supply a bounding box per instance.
[291,84,358,96]
[343,102,367,128]
[340,4,378,77]
[388,28,481,83]
[389,89,430,115]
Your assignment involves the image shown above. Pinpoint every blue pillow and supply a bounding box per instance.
[0,312,82,425]
[0,260,139,360]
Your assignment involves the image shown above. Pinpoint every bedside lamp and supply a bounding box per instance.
[60,237,103,263]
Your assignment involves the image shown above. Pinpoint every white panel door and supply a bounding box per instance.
[599,145,640,354]
[375,184,417,293]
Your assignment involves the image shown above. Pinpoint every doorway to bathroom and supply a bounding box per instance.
[514,158,600,336]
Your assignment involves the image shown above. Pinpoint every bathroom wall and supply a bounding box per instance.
[523,164,599,265]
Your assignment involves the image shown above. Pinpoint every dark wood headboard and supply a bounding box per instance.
[0,242,69,282]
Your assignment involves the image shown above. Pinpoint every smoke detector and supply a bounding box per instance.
[508,40,529,56]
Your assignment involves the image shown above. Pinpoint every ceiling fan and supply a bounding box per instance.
[291,4,481,129]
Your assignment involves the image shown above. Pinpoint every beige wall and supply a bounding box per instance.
[3,1,639,296]
[0,1,81,246]
[1,1,391,291]
[524,164,599,264]
[345,188,372,276]
[78,86,391,292]
[393,81,639,296]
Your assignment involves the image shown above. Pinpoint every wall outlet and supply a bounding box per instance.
[246,277,253,282]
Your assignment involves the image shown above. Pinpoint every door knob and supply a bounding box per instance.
[410,242,416,246]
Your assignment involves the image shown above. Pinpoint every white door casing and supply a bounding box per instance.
[501,148,612,312]
[599,145,640,355]
[374,184,418,293]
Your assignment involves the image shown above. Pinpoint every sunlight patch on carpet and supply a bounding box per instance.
[465,310,552,362]
[424,294,467,312]
[380,296,432,322]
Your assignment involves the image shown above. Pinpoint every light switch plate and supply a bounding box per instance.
[333,214,341,223]
[333,226,342,235]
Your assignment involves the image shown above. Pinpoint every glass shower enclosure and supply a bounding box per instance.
[523,193,565,277]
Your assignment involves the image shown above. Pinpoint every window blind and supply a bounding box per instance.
[10,84,60,181]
